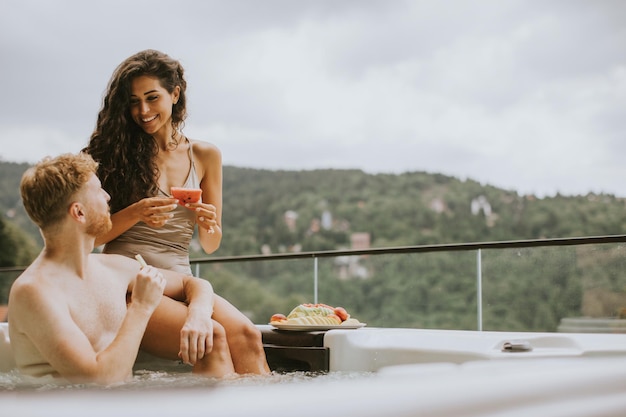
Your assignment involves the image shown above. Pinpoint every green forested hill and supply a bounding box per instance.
[213,167,625,331]
[2,162,625,331]
[0,161,39,266]
[2,161,624,260]
[214,166,625,258]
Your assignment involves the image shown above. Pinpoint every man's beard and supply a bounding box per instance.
[85,207,113,237]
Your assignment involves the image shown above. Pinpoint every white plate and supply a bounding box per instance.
[270,323,366,331]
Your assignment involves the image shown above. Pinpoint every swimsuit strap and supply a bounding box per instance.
[157,136,196,196]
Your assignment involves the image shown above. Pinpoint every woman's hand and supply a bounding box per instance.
[186,202,218,233]
[134,197,178,227]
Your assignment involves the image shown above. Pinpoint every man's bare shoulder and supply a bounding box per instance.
[8,267,63,328]
[9,262,57,300]
[9,273,43,304]
[90,253,139,286]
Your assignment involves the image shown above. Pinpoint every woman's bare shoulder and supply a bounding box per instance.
[190,139,221,158]
[190,139,222,175]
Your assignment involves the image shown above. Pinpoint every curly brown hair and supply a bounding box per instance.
[83,49,188,213]
[21,153,99,230]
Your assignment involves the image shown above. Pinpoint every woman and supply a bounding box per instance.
[84,49,269,375]
[85,49,220,275]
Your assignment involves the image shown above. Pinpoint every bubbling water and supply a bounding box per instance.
[0,369,374,392]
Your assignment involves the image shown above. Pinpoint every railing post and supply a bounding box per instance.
[313,257,319,304]
[477,249,483,331]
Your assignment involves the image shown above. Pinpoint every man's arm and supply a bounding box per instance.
[10,269,164,384]
[160,270,215,364]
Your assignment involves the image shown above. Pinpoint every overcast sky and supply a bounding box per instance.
[1,0,625,197]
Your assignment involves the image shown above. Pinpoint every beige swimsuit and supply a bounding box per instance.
[104,145,199,275]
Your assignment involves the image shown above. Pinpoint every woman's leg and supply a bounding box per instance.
[212,295,270,375]
[141,296,235,377]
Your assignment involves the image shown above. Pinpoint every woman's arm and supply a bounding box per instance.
[189,141,223,254]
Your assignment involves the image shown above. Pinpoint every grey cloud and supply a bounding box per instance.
[0,0,624,197]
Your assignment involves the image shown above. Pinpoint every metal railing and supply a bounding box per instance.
[3,234,624,274]
[187,234,626,331]
[3,234,626,330]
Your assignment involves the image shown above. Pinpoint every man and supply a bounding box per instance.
[8,153,268,384]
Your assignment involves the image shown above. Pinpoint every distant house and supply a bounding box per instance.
[471,195,492,217]
[334,232,371,280]
[351,232,371,251]
[284,210,298,231]
[429,198,447,214]
[321,210,333,230]
[471,195,497,227]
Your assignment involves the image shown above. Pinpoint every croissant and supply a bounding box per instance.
[270,303,361,327]
[286,304,335,319]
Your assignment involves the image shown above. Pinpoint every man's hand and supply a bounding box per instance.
[179,309,214,365]
[131,266,166,313]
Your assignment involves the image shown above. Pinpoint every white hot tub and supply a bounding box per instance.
[3,322,626,416]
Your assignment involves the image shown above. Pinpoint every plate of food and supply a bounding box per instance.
[270,322,366,331]
[269,303,366,331]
